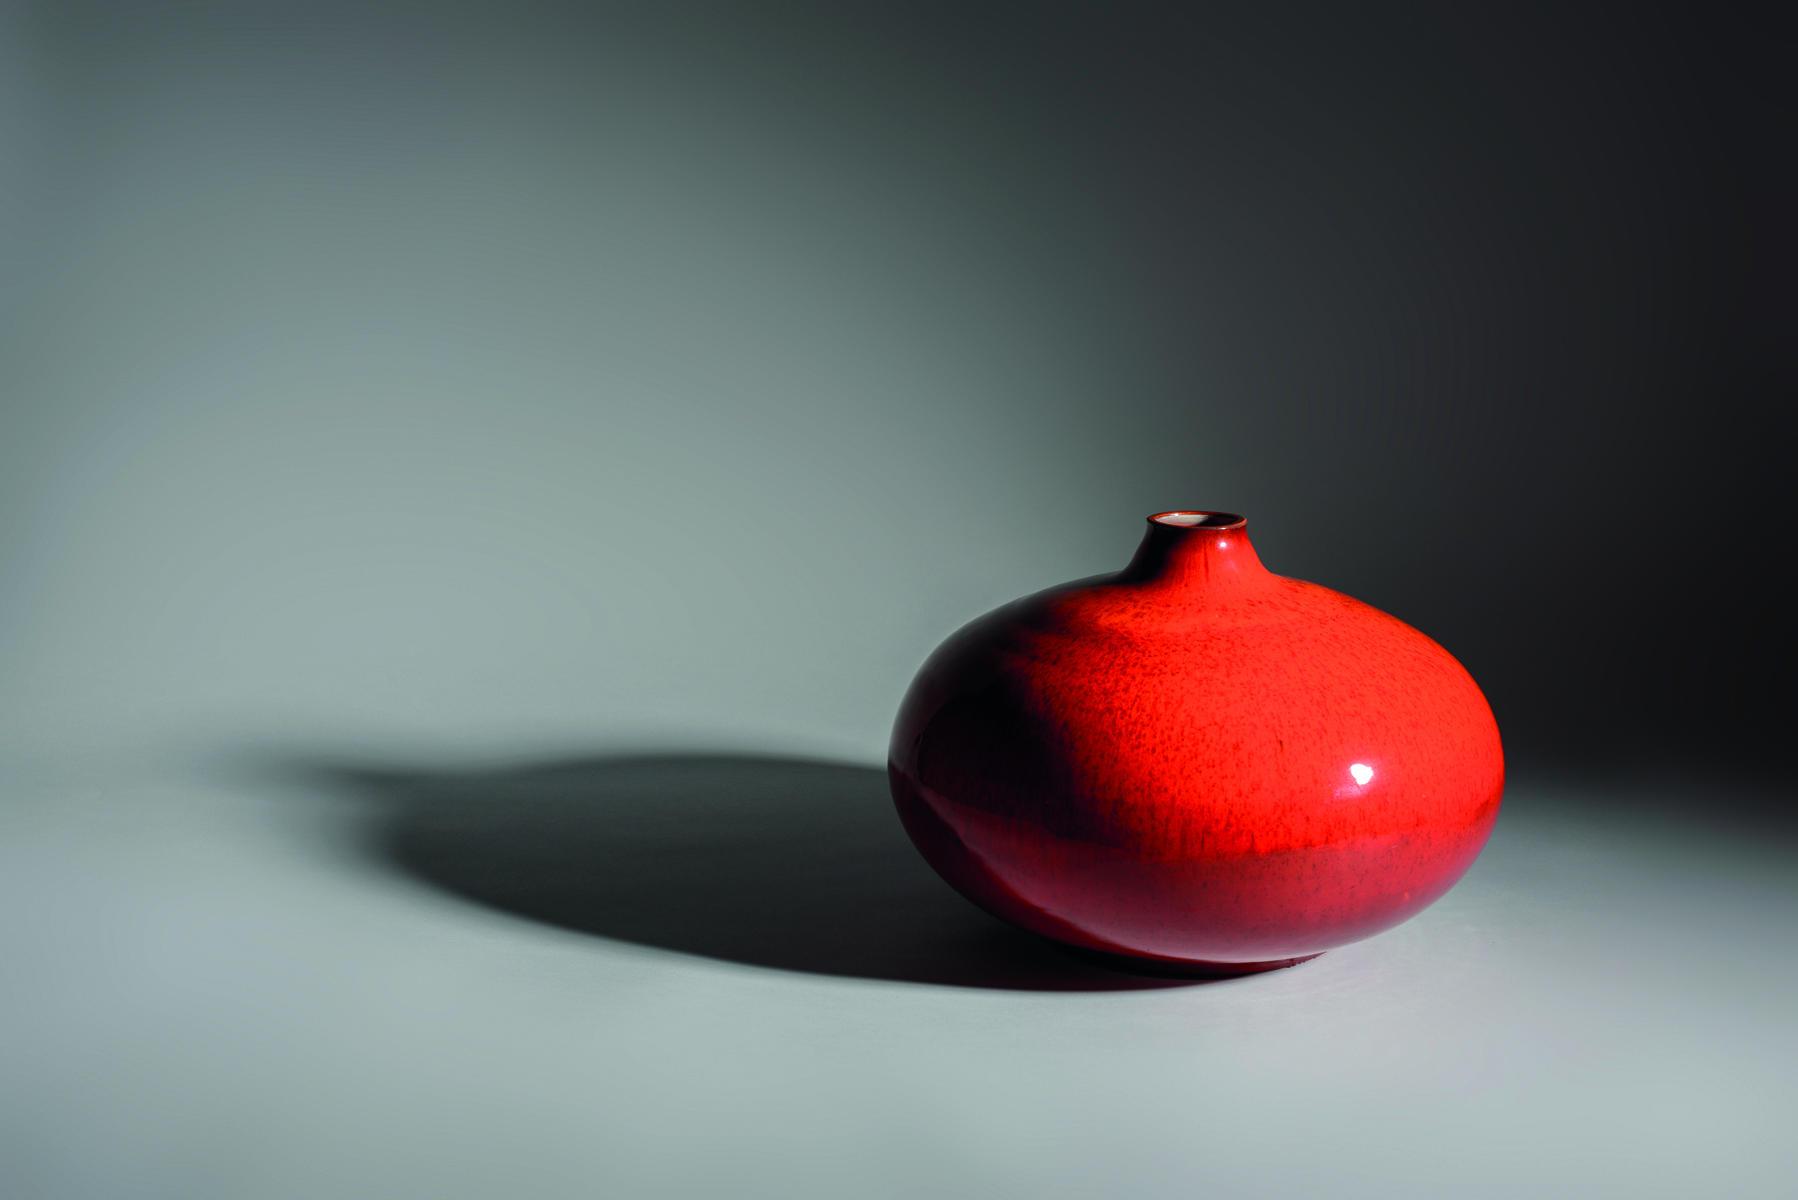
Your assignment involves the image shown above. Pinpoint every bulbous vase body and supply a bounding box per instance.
[889,512,1503,975]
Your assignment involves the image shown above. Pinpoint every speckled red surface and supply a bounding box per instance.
[889,512,1504,974]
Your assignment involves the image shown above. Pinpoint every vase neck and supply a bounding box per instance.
[1117,512,1274,593]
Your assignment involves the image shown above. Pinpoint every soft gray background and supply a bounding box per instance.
[1,3,1792,1197]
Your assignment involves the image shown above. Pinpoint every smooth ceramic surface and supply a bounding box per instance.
[890,512,1504,973]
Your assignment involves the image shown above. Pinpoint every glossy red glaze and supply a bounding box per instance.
[890,512,1503,975]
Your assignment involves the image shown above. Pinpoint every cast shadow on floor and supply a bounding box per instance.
[304,753,1203,992]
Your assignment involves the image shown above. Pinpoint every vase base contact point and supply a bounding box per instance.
[1058,944,1324,978]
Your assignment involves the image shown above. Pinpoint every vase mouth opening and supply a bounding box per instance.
[1151,511,1245,530]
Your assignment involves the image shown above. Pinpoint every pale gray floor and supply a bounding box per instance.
[2,743,1792,1200]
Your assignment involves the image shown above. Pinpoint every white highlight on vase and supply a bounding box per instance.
[1349,763,1374,786]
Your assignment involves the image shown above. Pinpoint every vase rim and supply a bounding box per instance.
[1150,510,1245,530]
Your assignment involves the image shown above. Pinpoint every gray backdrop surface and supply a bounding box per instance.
[1,4,1791,1197]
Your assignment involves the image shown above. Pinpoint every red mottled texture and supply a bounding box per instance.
[889,513,1503,973]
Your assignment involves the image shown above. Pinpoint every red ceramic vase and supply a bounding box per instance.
[889,512,1503,976]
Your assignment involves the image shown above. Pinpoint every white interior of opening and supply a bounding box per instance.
[1153,512,1237,527]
